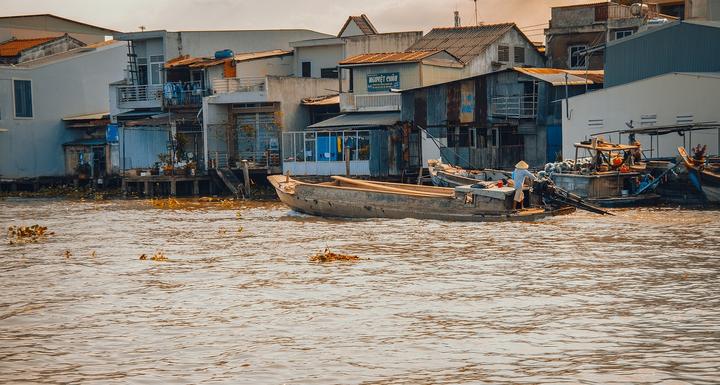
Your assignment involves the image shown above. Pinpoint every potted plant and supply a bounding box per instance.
[76,162,91,180]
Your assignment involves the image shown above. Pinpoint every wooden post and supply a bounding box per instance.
[193,179,200,196]
[143,181,150,197]
[121,178,127,197]
[242,160,251,198]
[417,166,424,185]
[344,146,351,176]
[170,178,177,196]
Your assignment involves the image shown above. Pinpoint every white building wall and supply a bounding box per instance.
[236,55,294,78]
[343,32,422,57]
[562,72,720,160]
[294,44,344,78]
[0,42,127,178]
[266,76,339,131]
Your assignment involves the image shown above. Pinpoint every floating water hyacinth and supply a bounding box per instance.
[309,248,361,262]
[7,225,54,245]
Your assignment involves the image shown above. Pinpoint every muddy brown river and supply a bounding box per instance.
[1,198,719,384]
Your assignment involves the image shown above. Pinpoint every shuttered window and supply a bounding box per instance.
[13,79,33,118]
[497,45,509,62]
[514,46,525,64]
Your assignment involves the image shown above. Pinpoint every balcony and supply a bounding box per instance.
[163,81,211,108]
[116,84,163,109]
[212,77,266,94]
[340,92,401,112]
[490,95,538,119]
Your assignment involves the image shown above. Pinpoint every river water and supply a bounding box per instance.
[1,198,719,384]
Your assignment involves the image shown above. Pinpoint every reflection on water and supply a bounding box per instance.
[1,198,719,384]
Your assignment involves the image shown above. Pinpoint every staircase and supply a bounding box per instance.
[214,168,243,198]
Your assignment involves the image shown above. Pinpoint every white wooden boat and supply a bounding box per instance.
[427,159,510,188]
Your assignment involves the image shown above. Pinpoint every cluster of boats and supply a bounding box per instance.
[268,137,719,222]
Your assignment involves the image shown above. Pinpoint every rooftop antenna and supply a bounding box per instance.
[139,26,146,32]
[474,0,478,26]
[454,10,461,27]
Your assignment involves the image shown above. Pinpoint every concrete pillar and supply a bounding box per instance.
[193,179,200,196]
[143,181,150,197]
[121,178,127,197]
[170,179,177,196]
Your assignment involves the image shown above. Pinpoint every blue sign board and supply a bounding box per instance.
[367,72,400,92]
[106,124,119,143]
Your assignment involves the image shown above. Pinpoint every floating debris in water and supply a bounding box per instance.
[139,251,169,262]
[63,250,72,259]
[309,248,361,263]
[7,225,54,245]
[150,198,241,210]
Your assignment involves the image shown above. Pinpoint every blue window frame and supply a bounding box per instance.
[13,79,33,118]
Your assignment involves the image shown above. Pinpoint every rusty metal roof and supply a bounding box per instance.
[407,23,517,64]
[514,67,604,85]
[337,14,378,37]
[165,49,293,69]
[340,50,443,65]
[301,94,339,106]
[0,36,58,57]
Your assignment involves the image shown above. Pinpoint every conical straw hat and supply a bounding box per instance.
[515,160,529,169]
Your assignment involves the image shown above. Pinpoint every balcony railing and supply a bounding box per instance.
[491,95,538,119]
[117,84,163,106]
[340,92,401,112]
[163,81,210,107]
[212,77,266,94]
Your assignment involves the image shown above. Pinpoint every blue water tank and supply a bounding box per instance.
[214,49,234,59]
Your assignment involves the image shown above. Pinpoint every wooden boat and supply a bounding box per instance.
[427,159,510,188]
[268,174,582,222]
[550,140,660,207]
[678,146,720,203]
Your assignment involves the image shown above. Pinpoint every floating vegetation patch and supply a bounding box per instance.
[139,251,169,262]
[7,225,54,245]
[309,248,362,263]
[150,198,241,210]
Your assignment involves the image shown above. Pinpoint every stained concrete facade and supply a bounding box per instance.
[0,42,127,178]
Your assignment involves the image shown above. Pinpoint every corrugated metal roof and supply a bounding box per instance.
[514,67,604,85]
[340,50,441,65]
[0,36,57,57]
[166,49,292,69]
[302,94,340,106]
[308,112,400,129]
[62,112,109,121]
[406,23,515,64]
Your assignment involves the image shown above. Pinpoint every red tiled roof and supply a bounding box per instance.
[0,37,57,57]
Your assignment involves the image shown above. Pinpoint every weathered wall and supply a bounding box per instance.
[420,64,465,87]
[343,32,423,58]
[164,30,331,59]
[562,72,720,160]
[236,55,294,78]
[0,42,126,178]
[293,44,344,78]
[0,15,112,44]
[350,63,420,93]
[266,76,339,131]
[546,31,605,69]
[465,28,545,77]
[17,35,85,63]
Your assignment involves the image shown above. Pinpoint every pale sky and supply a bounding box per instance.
[2,0,592,41]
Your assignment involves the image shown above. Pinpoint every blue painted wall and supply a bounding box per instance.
[118,126,170,170]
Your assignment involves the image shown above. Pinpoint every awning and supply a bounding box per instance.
[63,138,107,146]
[513,67,604,86]
[114,110,163,119]
[308,112,401,129]
[62,112,109,121]
[302,95,339,106]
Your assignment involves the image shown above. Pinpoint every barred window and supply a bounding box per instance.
[498,45,509,62]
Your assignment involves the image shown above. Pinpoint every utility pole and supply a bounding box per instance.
[474,0,478,26]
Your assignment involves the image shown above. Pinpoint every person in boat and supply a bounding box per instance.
[511,160,536,210]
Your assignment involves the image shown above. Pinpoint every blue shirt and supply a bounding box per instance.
[512,168,536,190]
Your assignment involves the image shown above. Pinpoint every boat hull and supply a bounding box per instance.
[269,175,574,222]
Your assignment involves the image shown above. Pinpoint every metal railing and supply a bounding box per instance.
[163,81,210,107]
[117,84,163,103]
[212,77,266,94]
[340,92,401,112]
[491,94,538,119]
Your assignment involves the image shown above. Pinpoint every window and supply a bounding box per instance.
[497,45,509,62]
[320,67,338,79]
[137,57,148,85]
[149,55,164,85]
[301,61,312,77]
[614,30,633,40]
[514,46,525,64]
[568,45,587,69]
[13,80,33,118]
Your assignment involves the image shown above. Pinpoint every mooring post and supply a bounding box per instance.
[242,160,251,198]
[143,181,150,197]
[170,178,177,196]
[345,146,351,176]
[193,179,200,196]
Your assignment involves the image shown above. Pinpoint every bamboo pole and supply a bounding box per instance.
[330,176,453,198]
